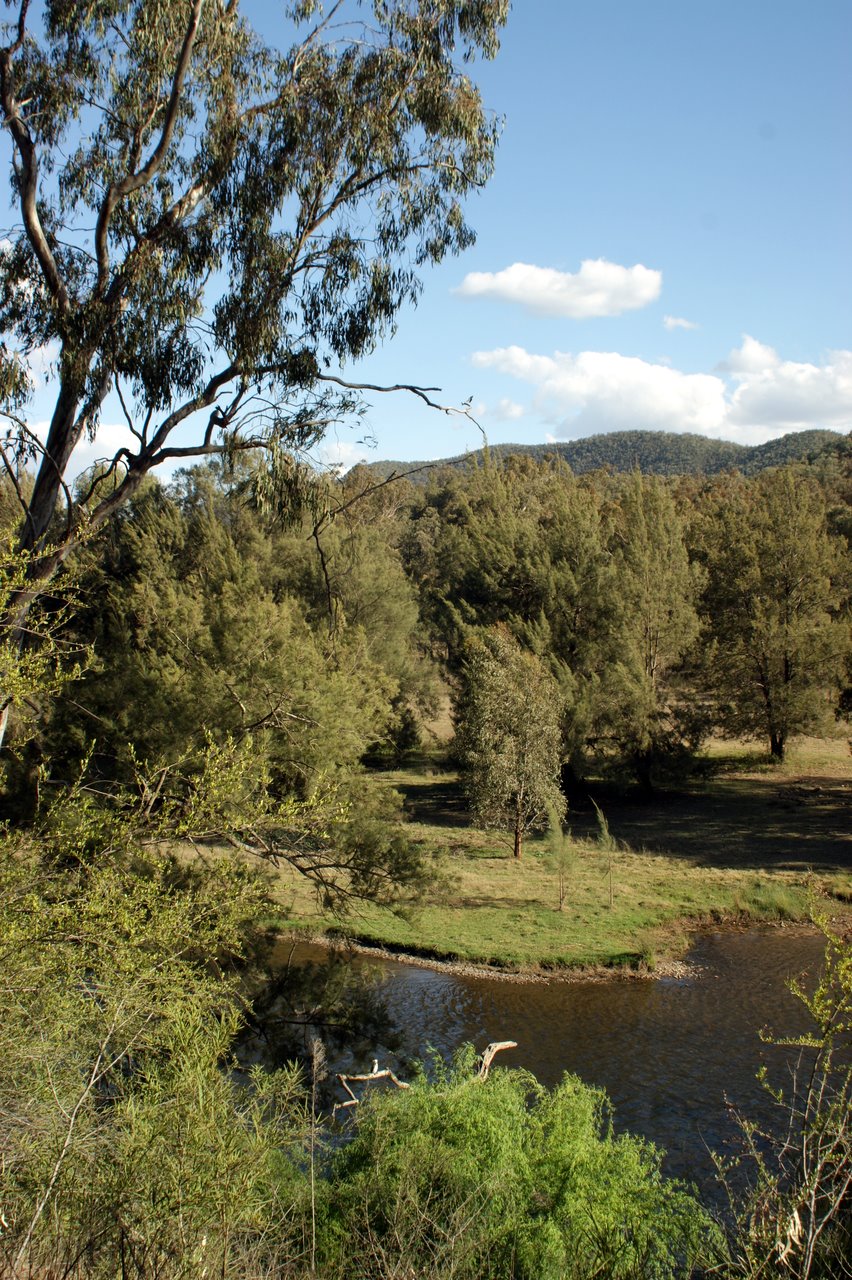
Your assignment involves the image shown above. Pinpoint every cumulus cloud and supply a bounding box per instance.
[729,348,852,432]
[471,340,852,445]
[720,334,780,375]
[473,347,726,436]
[455,259,662,318]
[491,397,526,421]
[317,439,369,474]
[663,315,698,331]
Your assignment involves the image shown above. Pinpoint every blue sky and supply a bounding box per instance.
[19,0,852,475]
[321,0,851,469]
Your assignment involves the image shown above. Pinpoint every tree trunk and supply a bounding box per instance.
[513,821,522,859]
[770,731,785,760]
[19,379,84,554]
[633,749,654,797]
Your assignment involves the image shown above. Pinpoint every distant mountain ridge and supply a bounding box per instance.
[362,428,847,482]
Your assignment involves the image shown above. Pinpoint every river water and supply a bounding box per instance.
[290,927,827,1193]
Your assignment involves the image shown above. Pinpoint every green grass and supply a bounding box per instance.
[268,735,852,971]
[273,830,817,969]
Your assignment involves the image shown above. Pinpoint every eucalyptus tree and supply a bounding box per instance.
[0,0,507,743]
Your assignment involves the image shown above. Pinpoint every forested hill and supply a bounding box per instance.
[364,427,847,482]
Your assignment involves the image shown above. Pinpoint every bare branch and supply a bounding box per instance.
[476,1041,517,1079]
[316,371,483,429]
[333,1060,411,1118]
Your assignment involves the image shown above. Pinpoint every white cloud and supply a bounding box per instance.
[472,346,726,436]
[471,340,852,445]
[317,439,369,474]
[455,259,662,318]
[663,315,698,331]
[23,418,139,481]
[720,334,780,376]
[491,397,526,421]
[729,348,852,432]
[71,421,139,474]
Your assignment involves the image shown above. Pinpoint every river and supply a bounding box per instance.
[288,926,827,1194]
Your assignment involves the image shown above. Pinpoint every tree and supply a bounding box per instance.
[602,472,702,789]
[455,627,566,858]
[0,0,507,743]
[0,532,89,762]
[699,469,849,760]
[42,471,400,794]
[400,458,615,780]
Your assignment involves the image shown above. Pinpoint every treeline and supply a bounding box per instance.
[397,449,851,782]
[365,426,847,483]
[6,443,850,811]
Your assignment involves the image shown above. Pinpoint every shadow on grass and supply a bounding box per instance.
[398,774,469,828]
[567,774,852,873]
[396,766,852,874]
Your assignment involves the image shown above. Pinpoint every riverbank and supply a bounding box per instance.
[271,736,852,972]
[283,931,702,983]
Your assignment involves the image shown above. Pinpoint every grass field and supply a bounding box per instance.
[269,735,852,972]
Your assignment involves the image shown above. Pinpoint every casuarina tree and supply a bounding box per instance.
[455,626,566,859]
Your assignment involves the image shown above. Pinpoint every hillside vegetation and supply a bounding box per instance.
[366,427,848,482]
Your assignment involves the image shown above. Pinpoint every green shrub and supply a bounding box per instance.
[0,838,313,1279]
[319,1046,717,1279]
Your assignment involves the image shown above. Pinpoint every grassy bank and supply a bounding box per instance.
[270,736,852,972]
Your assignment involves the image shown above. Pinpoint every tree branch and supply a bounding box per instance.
[0,5,71,313]
[94,0,206,289]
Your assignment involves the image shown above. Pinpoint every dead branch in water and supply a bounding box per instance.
[333,1042,519,1118]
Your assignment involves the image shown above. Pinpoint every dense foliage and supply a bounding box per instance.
[5,445,849,807]
[397,450,850,778]
[321,1047,715,1279]
[1,440,850,1278]
[0,820,719,1280]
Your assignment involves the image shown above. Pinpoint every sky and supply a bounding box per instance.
[321,0,852,470]
[18,0,852,475]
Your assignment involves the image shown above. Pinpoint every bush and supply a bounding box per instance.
[0,837,313,1279]
[319,1046,716,1279]
[718,917,852,1279]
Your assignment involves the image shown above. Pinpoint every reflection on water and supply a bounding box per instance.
[285,928,826,1191]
